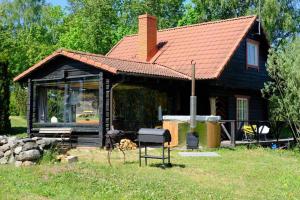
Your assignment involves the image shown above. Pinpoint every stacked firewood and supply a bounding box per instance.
[116,139,137,151]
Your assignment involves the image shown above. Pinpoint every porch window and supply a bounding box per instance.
[246,39,259,68]
[236,97,249,122]
[36,77,100,124]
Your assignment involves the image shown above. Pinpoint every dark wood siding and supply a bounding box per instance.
[217,21,269,90]
[28,56,101,80]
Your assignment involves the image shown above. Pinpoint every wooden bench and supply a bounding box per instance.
[38,128,73,140]
[39,128,73,148]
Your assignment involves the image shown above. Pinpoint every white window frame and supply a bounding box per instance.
[236,97,249,122]
[246,39,259,69]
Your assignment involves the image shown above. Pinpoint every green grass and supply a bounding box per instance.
[2,116,300,199]
[0,147,300,200]
[9,116,27,138]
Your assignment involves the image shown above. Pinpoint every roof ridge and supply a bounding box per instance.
[119,15,256,38]
[158,15,257,33]
[58,48,104,57]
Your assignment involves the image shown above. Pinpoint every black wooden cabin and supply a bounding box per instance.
[14,15,270,146]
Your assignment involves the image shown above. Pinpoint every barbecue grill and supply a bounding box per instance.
[138,128,171,167]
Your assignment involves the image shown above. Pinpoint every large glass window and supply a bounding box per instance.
[36,77,100,124]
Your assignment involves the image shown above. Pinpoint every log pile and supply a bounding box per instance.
[116,139,137,151]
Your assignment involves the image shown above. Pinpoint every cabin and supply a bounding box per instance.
[14,14,270,146]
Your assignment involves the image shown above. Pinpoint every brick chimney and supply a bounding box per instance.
[138,14,158,61]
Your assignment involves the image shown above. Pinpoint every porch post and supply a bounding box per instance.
[27,79,33,135]
[99,73,104,147]
[63,83,70,123]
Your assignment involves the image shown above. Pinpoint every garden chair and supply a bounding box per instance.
[242,125,257,141]
[258,125,270,140]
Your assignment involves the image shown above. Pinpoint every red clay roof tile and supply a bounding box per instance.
[15,15,257,82]
[14,49,189,81]
[107,15,257,79]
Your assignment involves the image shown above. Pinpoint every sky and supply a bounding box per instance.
[46,0,69,8]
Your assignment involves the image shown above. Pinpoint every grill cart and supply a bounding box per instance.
[138,128,171,167]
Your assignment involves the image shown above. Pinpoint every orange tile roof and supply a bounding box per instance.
[13,49,189,81]
[14,15,257,82]
[107,15,257,79]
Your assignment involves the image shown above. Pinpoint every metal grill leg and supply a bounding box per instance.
[139,140,141,167]
[145,146,147,166]
[168,142,170,165]
[162,142,165,167]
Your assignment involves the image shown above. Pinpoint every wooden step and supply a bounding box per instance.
[77,135,102,148]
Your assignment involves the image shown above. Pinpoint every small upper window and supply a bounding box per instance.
[247,39,259,68]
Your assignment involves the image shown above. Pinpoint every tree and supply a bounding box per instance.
[0,61,11,134]
[114,0,184,41]
[262,37,300,142]
[59,0,118,54]
[179,0,300,45]
[0,0,65,76]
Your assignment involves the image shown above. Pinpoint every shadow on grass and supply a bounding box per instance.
[149,163,186,169]
[8,127,27,137]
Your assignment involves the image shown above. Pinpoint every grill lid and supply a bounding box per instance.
[138,128,171,143]
[138,128,169,136]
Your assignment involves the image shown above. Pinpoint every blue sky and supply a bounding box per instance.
[46,0,69,8]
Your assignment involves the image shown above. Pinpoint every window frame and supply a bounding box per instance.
[246,39,259,70]
[235,95,250,122]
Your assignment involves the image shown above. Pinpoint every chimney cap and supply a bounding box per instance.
[138,13,157,20]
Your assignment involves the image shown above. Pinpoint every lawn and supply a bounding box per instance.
[9,116,27,138]
[1,117,300,199]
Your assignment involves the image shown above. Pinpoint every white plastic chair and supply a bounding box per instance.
[258,126,270,140]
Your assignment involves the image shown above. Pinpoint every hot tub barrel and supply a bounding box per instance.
[162,115,221,148]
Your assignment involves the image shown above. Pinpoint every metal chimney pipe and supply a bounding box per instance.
[190,60,197,132]
[186,60,199,149]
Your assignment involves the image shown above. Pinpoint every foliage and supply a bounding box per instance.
[262,37,300,140]
[10,84,28,116]
[39,148,59,164]
[179,0,300,45]
[0,0,65,76]
[9,116,27,138]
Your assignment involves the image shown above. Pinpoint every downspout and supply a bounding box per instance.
[110,82,122,130]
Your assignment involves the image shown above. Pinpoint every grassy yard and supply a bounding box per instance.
[9,116,27,138]
[1,117,300,199]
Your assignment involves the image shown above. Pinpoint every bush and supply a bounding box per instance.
[10,83,27,116]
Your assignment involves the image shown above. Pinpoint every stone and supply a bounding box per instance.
[66,156,78,164]
[15,161,22,167]
[4,150,12,157]
[8,155,15,164]
[0,144,10,152]
[38,138,57,147]
[22,138,35,143]
[16,150,41,161]
[0,138,8,145]
[0,157,8,164]
[8,140,18,148]
[7,136,17,142]
[22,161,35,166]
[14,146,23,154]
[0,151,4,159]
[22,142,38,151]
[31,137,42,141]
